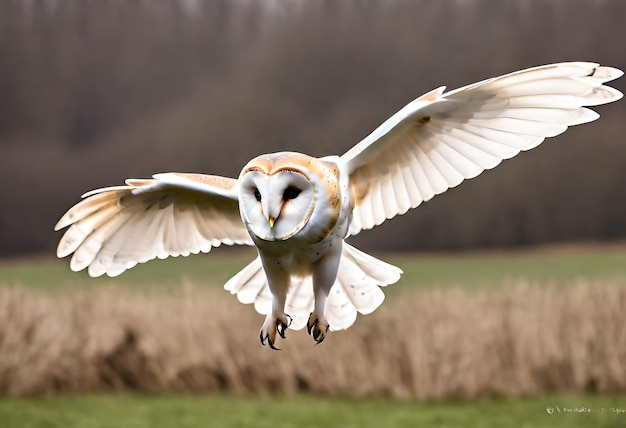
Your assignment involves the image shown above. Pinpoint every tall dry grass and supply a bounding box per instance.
[0,280,625,399]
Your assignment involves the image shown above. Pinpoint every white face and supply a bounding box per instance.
[239,168,316,241]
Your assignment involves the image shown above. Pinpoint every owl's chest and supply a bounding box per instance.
[258,233,343,273]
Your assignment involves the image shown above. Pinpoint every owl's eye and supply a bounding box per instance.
[283,186,301,201]
[253,189,262,201]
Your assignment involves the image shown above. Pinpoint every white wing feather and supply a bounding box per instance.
[55,173,253,277]
[341,62,623,236]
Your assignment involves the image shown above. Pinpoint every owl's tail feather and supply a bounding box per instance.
[223,243,402,331]
[326,244,402,330]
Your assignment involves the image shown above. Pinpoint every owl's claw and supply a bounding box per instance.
[277,314,292,339]
[260,330,281,350]
[259,313,292,350]
[307,312,330,344]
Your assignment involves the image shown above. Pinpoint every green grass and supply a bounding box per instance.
[0,249,258,290]
[1,393,625,428]
[3,243,626,291]
[393,245,626,288]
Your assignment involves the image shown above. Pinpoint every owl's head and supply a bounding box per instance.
[239,152,317,241]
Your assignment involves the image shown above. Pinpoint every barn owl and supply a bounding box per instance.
[56,62,622,349]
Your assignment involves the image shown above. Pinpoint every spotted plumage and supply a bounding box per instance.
[56,62,622,349]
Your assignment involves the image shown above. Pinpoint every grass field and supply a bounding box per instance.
[1,244,626,427]
[2,393,626,428]
[4,242,626,290]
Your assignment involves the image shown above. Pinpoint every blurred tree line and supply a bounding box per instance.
[1,0,625,257]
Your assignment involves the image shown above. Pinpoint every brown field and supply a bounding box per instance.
[1,279,624,400]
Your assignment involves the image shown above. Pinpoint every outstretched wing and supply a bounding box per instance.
[340,62,623,236]
[55,172,252,277]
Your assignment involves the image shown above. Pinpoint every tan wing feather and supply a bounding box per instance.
[341,62,623,236]
[55,173,252,277]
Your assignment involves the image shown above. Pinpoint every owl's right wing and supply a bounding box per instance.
[55,172,253,277]
[340,62,623,236]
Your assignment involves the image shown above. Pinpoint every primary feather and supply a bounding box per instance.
[341,62,623,236]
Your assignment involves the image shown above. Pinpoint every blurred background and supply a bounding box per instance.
[2,0,625,258]
[2,2,626,426]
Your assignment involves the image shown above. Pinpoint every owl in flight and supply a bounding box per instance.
[56,62,622,349]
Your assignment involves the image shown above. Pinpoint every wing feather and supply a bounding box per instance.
[434,140,484,178]
[391,162,411,215]
[404,148,429,203]
[371,180,386,222]
[414,141,448,195]
[56,173,252,277]
[380,175,397,219]
[398,151,421,209]
[435,132,502,170]
[341,62,623,236]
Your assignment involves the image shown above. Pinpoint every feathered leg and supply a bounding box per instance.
[258,259,292,350]
[307,242,342,344]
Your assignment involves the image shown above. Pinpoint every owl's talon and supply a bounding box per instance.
[259,330,281,350]
[277,322,286,339]
[268,338,281,351]
[260,313,291,350]
[307,312,329,344]
[277,314,292,339]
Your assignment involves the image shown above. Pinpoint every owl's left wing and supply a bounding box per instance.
[339,62,623,236]
[55,172,253,277]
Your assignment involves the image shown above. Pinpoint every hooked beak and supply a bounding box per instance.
[269,216,276,228]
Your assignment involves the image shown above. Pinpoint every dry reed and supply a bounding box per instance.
[1,280,625,399]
